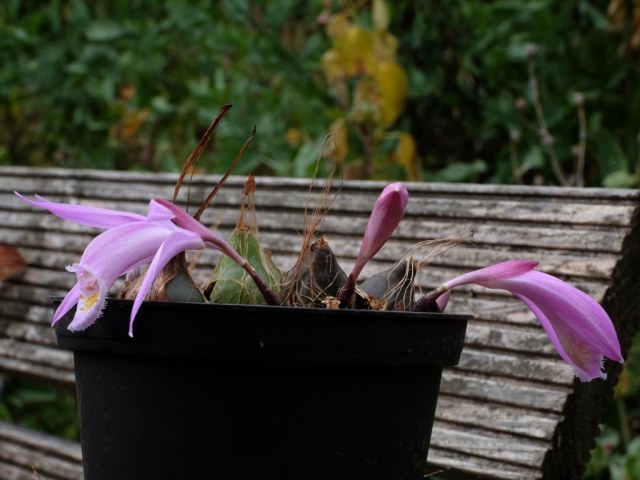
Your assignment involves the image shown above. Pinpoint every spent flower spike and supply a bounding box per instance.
[434,260,623,381]
[15,193,265,336]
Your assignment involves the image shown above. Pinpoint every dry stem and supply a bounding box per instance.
[527,58,569,186]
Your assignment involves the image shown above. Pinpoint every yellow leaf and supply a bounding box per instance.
[334,26,374,76]
[372,61,408,125]
[393,133,422,181]
[326,12,351,40]
[374,31,399,62]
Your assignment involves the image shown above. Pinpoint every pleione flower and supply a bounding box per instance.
[16,193,251,335]
[436,259,623,381]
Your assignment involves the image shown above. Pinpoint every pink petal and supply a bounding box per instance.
[16,192,145,228]
[439,261,622,381]
[129,231,205,336]
[444,260,538,290]
[52,284,81,325]
[146,199,178,222]
[65,264,107,331]
[515,293,605,381]
[79,222,175,277]
[492,271,622,366]
[154,198,247,266]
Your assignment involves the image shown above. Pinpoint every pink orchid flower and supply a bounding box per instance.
[434,260,623,381]
[16,193,259,336]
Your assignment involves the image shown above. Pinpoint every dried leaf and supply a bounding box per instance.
[0,245,26,282]
[173,104,233,204]
[193,126,256,221]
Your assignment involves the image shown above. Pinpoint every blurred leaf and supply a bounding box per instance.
[292,138,324,178]
[431,159,487,182]
[603,170,637,188]
[519,146,546,172]
[577,0,610,31]
[85,21,126,42]
[585,427,620,478]
[589,128,630,177]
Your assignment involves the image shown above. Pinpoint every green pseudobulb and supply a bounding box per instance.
[208,227,282,305]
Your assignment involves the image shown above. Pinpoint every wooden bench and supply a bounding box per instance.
[1,166,639,480]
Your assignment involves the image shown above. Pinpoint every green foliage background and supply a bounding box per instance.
[1,1,640,478]
[2,0,639,185]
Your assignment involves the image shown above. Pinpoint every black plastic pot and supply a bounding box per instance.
[54,299,468,480]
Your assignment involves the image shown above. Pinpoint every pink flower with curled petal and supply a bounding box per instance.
[437,260,623,381]
[16,193,256,336]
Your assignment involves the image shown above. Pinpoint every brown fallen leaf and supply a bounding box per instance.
[0,245,26,282]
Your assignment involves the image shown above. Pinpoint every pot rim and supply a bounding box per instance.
[53,298,470,368]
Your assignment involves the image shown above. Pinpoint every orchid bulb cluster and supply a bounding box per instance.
[16,178,622,381]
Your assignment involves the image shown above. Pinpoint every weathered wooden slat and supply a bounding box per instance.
[3,225,622,289]
[456,348,574,385]
[4,204,630,255]
[0,422,81,463]
[439,370,572,412]
[0,285,70,310]
[0,437,83,480]
[430,422,550,467]
[6,176,635,227]
[428,447,543,480]
[0,301,54,326]
[0,354,74,385]
[464,323,557,356]
[3,165,638,201]
[0,318,58,346]
[0,339,74,370]
[0,463,33,480]
[434,396,562,440]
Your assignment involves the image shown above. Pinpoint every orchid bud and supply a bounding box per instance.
[351,182,409,281]
[336,182,409,307]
